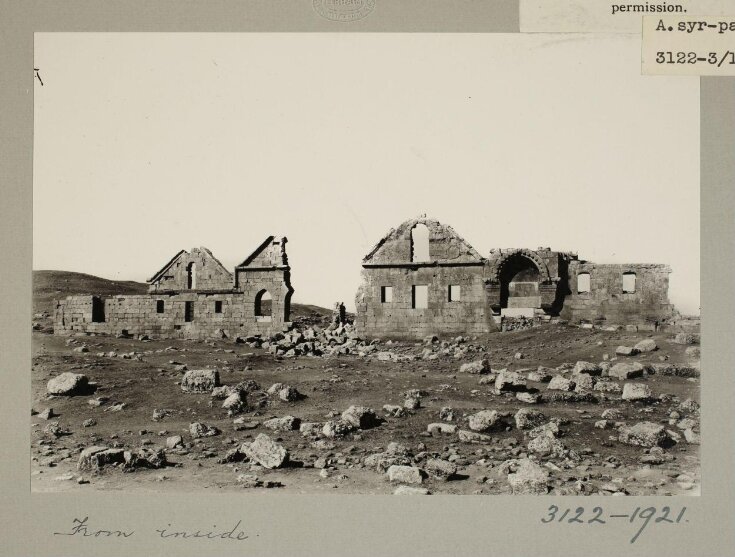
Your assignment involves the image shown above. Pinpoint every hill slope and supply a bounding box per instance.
[32,270,332,321]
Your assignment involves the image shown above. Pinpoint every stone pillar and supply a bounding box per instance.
[485,282,502,313]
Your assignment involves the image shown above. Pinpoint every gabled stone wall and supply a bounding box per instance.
[148,247,233,292]
[356,217,496,339]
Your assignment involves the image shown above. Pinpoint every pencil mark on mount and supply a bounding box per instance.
[34,68,43,86]
[155,520,249,541]
[54,517,135,538]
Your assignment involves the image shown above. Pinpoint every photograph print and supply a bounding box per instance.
[31,32,700,495]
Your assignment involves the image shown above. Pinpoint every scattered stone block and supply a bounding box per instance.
[468,410,503,432]
[615,346,639,357]
[263,415,301,431]
[527,434,565,458]
[180,370,220,393]
[322,419,355,438]
[383,404,407,418]
[674,333,698,345]
[609,362,645,380]
[189,422,220,438]
[572,361,602,376]
[460,358,491,375]
[506,458,550,495]
[594,381,622,393]
[242,434,289,469]
[527,368,553,382]
[516,391,541,404]
[38,408,55,420]
[387,465,424,484]
[77,446,125,470]
[47,372,89,396]
[495,371,527,392]
[427,423,457,435]
[618,422,670,447]
[514,409,546,430]
[222,392,247,415]
[166,435,183,449]
[299,422,322,436]
[547,376,575,391]
[634,339,657,353]
[279,386,303,402]
[621,383,653,401]
[425,459,457,481]
[341,406,380,429]
[458,429,492,443]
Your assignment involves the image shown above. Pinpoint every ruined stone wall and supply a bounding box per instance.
[560,262,674,326]
[54,290,291,339]
[55,238,294,340]
[355,265,494,339]
[149,247,233,292]
[356,217,495,339]
[234,268,293,327]
[364,218,485,265]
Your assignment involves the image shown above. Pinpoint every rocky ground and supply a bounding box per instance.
[31,310,701,496]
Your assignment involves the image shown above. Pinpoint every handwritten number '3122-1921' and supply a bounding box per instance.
[541,506,687,544]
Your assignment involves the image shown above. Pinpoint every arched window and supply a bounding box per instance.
[186,262,196,289]
[577,272,591,294]
[622,272,636,293]
[255,289,273,320]
[410,223,430,262]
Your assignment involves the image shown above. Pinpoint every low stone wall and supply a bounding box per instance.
[560,263,674,326]
[54,293,290,339]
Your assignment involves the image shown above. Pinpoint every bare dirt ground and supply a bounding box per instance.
[31,316,701,496]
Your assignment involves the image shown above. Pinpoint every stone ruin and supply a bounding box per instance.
[54,237,294,339]
[53,217,675,341]
[354,216,674,339]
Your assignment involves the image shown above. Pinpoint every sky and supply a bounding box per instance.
[33,33,700,314]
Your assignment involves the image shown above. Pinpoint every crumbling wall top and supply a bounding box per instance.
[236,236,290,270]
[362,217,485,266]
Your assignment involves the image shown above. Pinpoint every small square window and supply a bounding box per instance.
[412,285,428,309]
[448,285,461,302]
[215,300,223,313]
[380,286,393,303]
[156,300,164,313]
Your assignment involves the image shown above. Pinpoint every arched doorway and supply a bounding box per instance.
[499,254,542,316]
[255,289,273,321]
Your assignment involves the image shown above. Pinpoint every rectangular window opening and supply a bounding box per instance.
[448,285,461,302]
[577,273,591,294]
[184,301,194,322]
[412,285,429,309]
[156,300,165,313]
[215,300,223,313]
[622,273,637,294]
[380,286,393,303]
